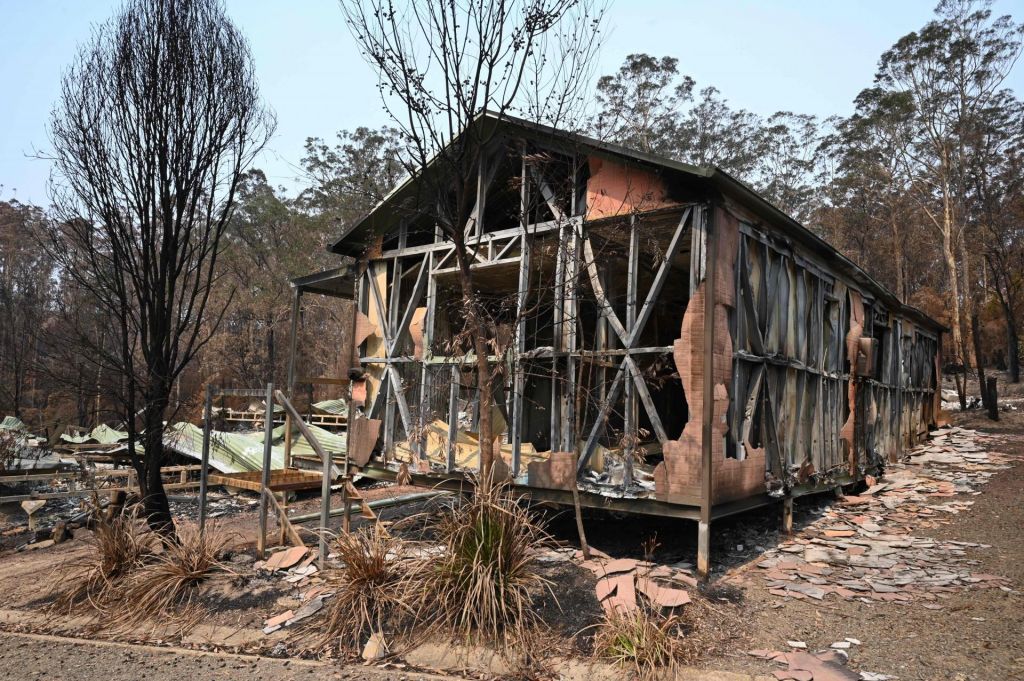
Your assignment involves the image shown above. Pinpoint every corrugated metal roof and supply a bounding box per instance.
[312,399,348,416]
[0,416,28,432]
[163,423,286,474]
[59,423,129,445]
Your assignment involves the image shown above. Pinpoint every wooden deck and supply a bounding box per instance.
[207,468,324,493]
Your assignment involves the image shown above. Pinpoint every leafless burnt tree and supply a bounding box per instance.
[341,0,605,482]
[46,0,274,534]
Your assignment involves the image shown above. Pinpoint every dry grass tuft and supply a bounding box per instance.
[594,589,746,677]
[105,521,231,633]
[52,506,153,614]
[416,485,551,646]
[317,523,417,651]
[594,607,683,679]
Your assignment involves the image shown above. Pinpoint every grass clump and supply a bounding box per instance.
[593,589,744,677]
[318,522,416,652]
[107,521,231,633]
[417,485,551,645]
[595,607,683,679]
[52,506,153,614]
[53,510,230,635]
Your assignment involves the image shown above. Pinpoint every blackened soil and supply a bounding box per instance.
[533,561,603,654]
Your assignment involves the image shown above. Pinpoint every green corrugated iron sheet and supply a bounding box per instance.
[0,416,28,432]
[46,418,346,475]
[59,423,129,445]
[253,423,347,460]
[312,399,348,416]
[163,422,286,474]
[162,422,346,473]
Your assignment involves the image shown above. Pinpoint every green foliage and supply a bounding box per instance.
[591,55,824,223]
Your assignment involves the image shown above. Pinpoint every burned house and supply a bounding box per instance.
[291,112,943,572]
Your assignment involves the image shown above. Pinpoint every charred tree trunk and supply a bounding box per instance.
[940,190,968,411]
[138,373,174,536]
[455,246,494,485]
[971,311,988,411]
[989,259,1021,384]
[1007,318,1021,384]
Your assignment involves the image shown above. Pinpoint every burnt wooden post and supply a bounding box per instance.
[698,205,716,579]
[318,422,334,568]
[551,222,566,449]
[511,159,531,474]
[446,364,460,472]
[561,224,581,451]
[624,214,639,488]
[417,250,436,465]
[782,496,794,534]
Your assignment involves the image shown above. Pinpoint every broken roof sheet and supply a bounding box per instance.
[0,416,28,432]
[254,423,348,460]
[163,422,285,474]
[161,422,346,474]
[312,399,348,416]
[59,423,129,445]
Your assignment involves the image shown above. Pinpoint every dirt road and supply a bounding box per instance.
[0,630,448,681]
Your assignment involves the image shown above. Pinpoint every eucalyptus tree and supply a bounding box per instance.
[869,0,1023,404]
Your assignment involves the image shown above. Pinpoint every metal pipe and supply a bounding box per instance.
[287,490,445,524]
[257,382,274,558]
[198,384,213,534]
[318,423,333,569]
[698,204,716,579]
[285,289,301,471]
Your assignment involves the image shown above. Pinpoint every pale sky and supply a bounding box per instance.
[2,0,1022,205]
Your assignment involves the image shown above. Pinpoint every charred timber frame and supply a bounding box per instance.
[301,125,943,576]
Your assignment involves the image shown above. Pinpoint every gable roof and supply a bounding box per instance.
[331,111,944,333]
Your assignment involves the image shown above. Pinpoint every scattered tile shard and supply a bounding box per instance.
[636,577,691,607]
[263,546,309,571]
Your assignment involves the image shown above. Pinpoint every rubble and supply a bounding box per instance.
[262,546,309,571]
[749,427,1014,607]
[257,546,339,635]
[750,648,866,681]
[575,551,696,614]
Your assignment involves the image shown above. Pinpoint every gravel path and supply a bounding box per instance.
[0,631,447,681]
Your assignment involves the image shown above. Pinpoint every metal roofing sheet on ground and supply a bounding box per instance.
[312,399,348,416]
[0,416,28,432]
[162,422,285,474]
[59,423,129,445]
[252,423,348,459]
